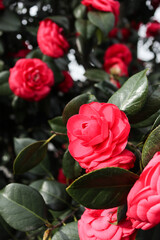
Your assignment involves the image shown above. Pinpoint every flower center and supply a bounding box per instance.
[33,73,40,82]
[82,122,88,129]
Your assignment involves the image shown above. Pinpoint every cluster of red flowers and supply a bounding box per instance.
[8,19,73,101]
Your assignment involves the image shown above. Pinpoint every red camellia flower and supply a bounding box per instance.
[127,152,160,230]
[78,208,136,240]
[0,0,4,9]
[67,102,135,172]
[37,19,70,58]
[146,22,160,37]
[81,0,120,24]
[58,71,74,93]
[104,57,129,77]
[104,44,132,66]
[9,58,54,101]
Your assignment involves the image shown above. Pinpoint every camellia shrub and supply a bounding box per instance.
[1,0,160,239]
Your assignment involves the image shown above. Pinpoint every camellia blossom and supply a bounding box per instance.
[104,43,132,66]
[58,71,74,93]
[67,102,135,172]
[104,57,129,77]
[9,58,54,101]
[81,0,120,24]
[103,44,132,82]
[127,152,160,230]
[37,19,69,58]
[78,208,136,240]
[146,22,160,37]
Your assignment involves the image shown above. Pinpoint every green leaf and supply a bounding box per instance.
[14,137,36,155]
[0,71,12,96]
[85,69,110,82]
[151,113,160,131]
[13,140,48,174]
[73,4,86,19]
[48,16,69,30]
[108,70,148,115]
[52,222,79,240]
[142,125,160,168]
[62,150,81,179]
[117,204,127,223]
[29,156,51,176]
[132,109,160,128]
[67,167,139,209]
[48,116,67,134]
[75,19,96,39]
[130,85,160,124]
[0,183,47,231]
[30,180,71,211]
[88,11,114,36]
[0,10,21,32]
[14,137,51,176]
[62,93,96,125]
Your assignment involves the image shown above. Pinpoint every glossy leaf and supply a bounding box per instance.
[130,85,160,124]
[62,93,96,125]
[52,222,79,240]
[108,70,148,115]
[62,150,81,179]
[0,10,21,32]
[13,140,48,174]
[0,183,47,231]
[85,69,110,82]
[14,137,36,155]
[75,19,96,39]
[48,116,67,134]
[88,11,114,36]
[30,180,71,211]
[142,125,160,168]
[132,109,160,128]
[67,167,139,209]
